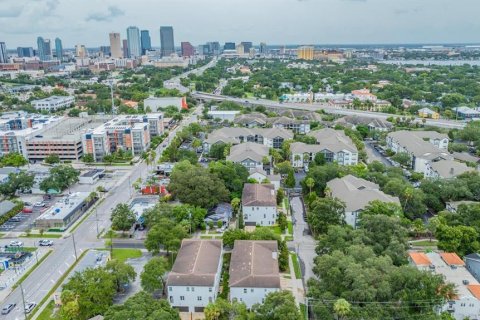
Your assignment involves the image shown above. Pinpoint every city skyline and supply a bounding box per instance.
[0,0,479,48]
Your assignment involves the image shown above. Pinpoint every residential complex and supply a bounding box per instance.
[167,240,223,312]
[229,240,281,307]
[241,183,277,226]
[233,113,311,134]
[31,96,75,112]
[326,175,400,227]
[226,142,269,171]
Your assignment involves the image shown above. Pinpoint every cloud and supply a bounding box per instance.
[86,5,124,22]
[0,6,23,18]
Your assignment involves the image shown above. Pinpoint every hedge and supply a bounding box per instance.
[0,200,24,226]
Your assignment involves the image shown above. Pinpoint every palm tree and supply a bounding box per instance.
[305,177,315,194]
[333,298,351,320]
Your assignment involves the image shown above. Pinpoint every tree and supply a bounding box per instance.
[391,152,411,167]
[275,161,292,175]
[209,143,228,160]
[305,177,315,194]
[105,259,136,292]
[0,153,28,167]
[110,203,136,233]
[285,170,295,188]
[168,161,230,208]
[209,161,249,198]
[204,298,249,320]
[145,218,188,254]
[252,291,302,320]
[44,154,60,164]
[361,200,403,217]
[307,198,346,236]
[276,188,284,205]
[436,224,480,257]
[278,212,288,233]
[82,154,94,163]
[61,267,116,320]
[40,165,80,193]
[0,172,35,197]
[104,291,179,320]
[140,256,169,294]
[231,198,241,217]
[333,299,351,320]
[314,152,326,166]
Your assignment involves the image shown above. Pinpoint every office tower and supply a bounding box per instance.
[236,43,244,55]
[0,42,7,63]
[126,26,141,58]
[75,45,87,58]
[140,30,151,55]
[160,26,175,57]
[297,46,314,60]
[241,42,252,54]
[37,37,52,61]
[181,42,194,57]
[122,39,129,58]
[224,42,235,50]
[207,42,220,55]
[100,46,111,57]
[259,42,267,55]
[109,32,122,58]
[17,47,34,58]
[54,38,63,61]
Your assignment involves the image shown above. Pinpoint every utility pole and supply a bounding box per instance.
[95,208,99,238]
[72,234,78,261]
[19,282,27,320]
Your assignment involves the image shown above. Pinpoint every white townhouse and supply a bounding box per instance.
[229,240,281,308]
[241,183,277,226]
[326,175,400,227]
[248,168,281,190]
[167,239,223,313]
[290,128,358,168]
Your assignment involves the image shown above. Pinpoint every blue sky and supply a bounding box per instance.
[1,0,479,48]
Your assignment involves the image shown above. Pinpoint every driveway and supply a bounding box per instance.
[364,141,391,166]
[290,196,316,285]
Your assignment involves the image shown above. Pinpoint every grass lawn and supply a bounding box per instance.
[36,300,59,320]
[411,240,438,247]
[22,247,38,252]
[290,252,302,279]
[0,233,4,238]
[287,221,293,235]
[110,248,142,262]
[20,234,62,239]
[300,303,307,320]
[12,250,52,290]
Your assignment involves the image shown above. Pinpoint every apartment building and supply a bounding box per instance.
[31,95,75,112]
[226,142,270,171]
[241,183,277,227]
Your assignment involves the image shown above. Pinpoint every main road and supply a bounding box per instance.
[0,110,204,320]
[192,92,467,130]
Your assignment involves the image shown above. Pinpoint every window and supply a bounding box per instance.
[197,296,202,301]
[209,288,212,292]
[187,287,190,292]
[250,289,254,293]
[180,296,185,301]
[191,287,195,292]
[169,287,172,291]
[170,296,173,303]
[244,289,247,294]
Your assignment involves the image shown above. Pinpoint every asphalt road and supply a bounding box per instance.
[0,107,204,320]
[192,92,467,130]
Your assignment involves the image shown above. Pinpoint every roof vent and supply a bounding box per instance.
[272,252,278,260]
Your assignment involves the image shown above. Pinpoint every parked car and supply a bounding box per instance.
[22,206,33,213]
[1,303,16,315]
[34,202,46,207]
[9,240,23,247]
[38,240,53,246]
[25,302,36,313]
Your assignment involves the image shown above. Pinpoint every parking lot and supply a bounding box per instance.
[0,195,52,234]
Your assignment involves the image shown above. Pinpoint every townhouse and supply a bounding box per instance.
[233,113,311,134]
[226,142,270,171]
[241,183,277,226]
[326,175,400,227]
[167,240,223,312]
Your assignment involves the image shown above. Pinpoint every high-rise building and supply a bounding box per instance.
[160,26,175,57]
[122,39,129,58]
[236,43,244,55]
[241,42,252,54]
[126,26,141,58]
[0,42,7,63]
[207,42,220,55]
[181,42,194,57]
[259,42,267,55]
[37,37,52,61]
[297,46,314,60]
[140,30,151,55]
[109,32,123,58]
[17,47,34,58]
[224,42,235,50]
[100,46,111,57]
[54,38,63,61]
[75,45,87,58]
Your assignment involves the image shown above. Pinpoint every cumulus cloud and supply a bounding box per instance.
[86,6,124,22]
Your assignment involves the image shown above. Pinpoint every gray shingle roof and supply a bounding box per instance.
[307,128,357,153]
[229,240,280,288]
[227,142,269,163]
[387,130,450,158]
[430,160,473,179]
[242,183,276,207]
[166,239,222,287]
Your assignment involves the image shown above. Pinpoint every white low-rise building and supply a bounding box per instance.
[167,240,223,313]
[426,160,474,179]
[229,240,281,308]
[226,142,269,171]
[207,110,240,122]
[31,95,75,111]
[409,251,480,320]
[242,183,277,227]
[248,168,281,191]
[326,175,400,227]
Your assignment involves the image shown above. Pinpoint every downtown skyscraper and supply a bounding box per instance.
[37,37,52,61]
[126,26,141,58]
[55,38,63,61]
[109,32,123,58]
[0,42,7,63]
[140,30,151,55]
[160,26,175,57]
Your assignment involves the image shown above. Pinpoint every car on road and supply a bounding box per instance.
[38,240,53,246]
[1,303,16,315]
[9,240,23,247]
[34,201,46,207]
[25,302,36,313]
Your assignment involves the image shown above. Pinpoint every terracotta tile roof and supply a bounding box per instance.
[409,252,431,266]
[440,252,465,266]
[468,284,480,300]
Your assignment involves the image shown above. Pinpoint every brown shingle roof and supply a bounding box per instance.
[229,240,280,288]
[242,183,276,207]
[166,239,222,287]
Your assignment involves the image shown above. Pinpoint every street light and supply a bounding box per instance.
[95,208,99,238]
[19,282,27,320]
[72,234,78,261]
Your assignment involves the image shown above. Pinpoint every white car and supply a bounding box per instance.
[34,202,46,207]
[25,302,36,313]
[9,240,23,247]
[38,240,53,246]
